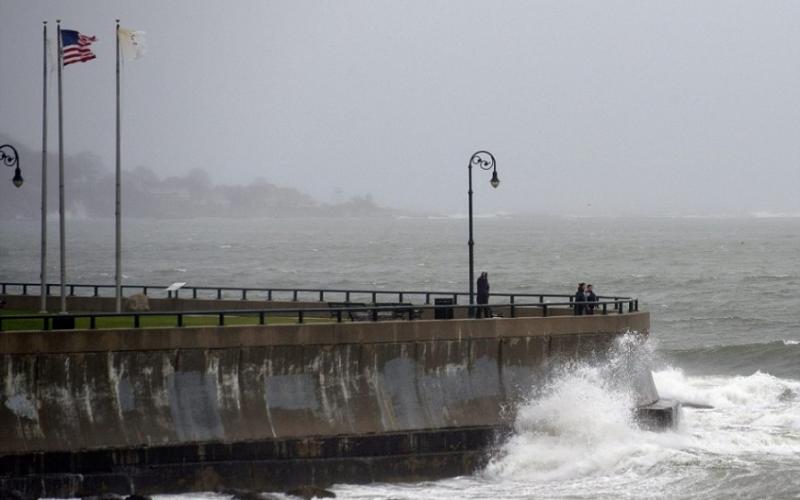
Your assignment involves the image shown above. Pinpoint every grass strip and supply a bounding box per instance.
[0,310,335,331]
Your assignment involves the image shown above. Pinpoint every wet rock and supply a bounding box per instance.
[0,487,30,500]
[779,388,796,402]
[125,495,153,500]
[220,488,281,500]
[680,401,714,409]
[285,486,336,499]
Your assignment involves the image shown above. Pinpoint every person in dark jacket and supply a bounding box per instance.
[585,284,597,315]
[476,272,491,318]
[574,282,586,315]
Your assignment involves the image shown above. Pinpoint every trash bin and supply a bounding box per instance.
[52,314,75,330]
[434,298,454,320]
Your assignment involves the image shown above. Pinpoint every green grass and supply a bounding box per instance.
[0,309,334,331]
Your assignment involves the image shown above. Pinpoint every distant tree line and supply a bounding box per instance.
[0,137,394,219]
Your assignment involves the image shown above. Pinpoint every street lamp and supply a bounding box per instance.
[0,144,23,188]
[467,150,499,313]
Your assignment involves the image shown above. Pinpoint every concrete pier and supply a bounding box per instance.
[0,309,671,497]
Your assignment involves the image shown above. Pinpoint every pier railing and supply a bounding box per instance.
[0,299,640,332]
[0,281,632,307]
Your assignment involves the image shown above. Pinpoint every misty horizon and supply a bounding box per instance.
[2,135,800,219]
[0,136,406,219]
[2,1,799,217]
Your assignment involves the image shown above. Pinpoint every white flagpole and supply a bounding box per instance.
[40,21,48,313]
[57,20,67,314]
[115,19,122,312]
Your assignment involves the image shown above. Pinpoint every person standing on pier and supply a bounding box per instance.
[574,282,586,315]
[476,272,491,318]
[586,284,597,314]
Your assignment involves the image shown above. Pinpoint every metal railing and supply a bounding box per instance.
[0,298,640,332]
[0,281,632,307]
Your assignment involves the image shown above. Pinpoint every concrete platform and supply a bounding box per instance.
[0,309,658,497]
[636,399,681,430]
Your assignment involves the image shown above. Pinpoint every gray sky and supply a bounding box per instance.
[1,0,799,216]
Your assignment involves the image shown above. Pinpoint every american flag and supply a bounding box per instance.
[61,29,97,66]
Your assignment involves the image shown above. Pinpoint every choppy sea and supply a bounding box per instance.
[1,215,799,499]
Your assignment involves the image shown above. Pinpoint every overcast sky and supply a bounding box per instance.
[1,1,799,216]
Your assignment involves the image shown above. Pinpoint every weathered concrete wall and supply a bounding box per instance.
[0,313,652,456]
[0,426,501,496]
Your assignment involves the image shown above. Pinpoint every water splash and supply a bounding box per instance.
[484,334,675,482]
[654,368,800,453]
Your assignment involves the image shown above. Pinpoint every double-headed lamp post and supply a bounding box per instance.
[467,150,499,312]
[0,144,23,188]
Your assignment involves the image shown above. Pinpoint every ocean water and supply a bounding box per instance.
[1,215,799,499]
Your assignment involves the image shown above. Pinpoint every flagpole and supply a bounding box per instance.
[57,20,67,314]
[40,21,48,313]
[115,19,122,312]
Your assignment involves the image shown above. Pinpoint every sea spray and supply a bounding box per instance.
[484,365,636,481]
[654,368,800,454]
[654,368,800,412]
[484,334,677,482]
[329,364,800,498]
[604,331,659,406]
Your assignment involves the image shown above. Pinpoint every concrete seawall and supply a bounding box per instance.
[0,312,660,496]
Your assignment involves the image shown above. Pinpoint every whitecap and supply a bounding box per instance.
[484,336,687,482]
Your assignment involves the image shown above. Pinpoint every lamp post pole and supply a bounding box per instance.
[0,145,23,188]
[467,150,499,314]
[40,21,48,313]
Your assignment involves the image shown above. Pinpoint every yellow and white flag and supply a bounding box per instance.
[118,27,147,60]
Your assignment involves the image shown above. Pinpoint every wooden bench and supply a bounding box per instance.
[327,302,370,321]
[374,302,422,320]
[327,302,421,321]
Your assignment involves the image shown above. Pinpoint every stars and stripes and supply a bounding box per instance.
[61,29,97,66]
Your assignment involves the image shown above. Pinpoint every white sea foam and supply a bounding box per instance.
[153,494,225,500]
[476,339,800,492]
[457,364,800,499]
[749,211,800,218]
[483,335,687,483]
[654,368,800,411]
[653,368,800,457]
[484,364,640,481]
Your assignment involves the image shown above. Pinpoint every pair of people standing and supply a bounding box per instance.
[574,282,597,315]
[476,272,492,318]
